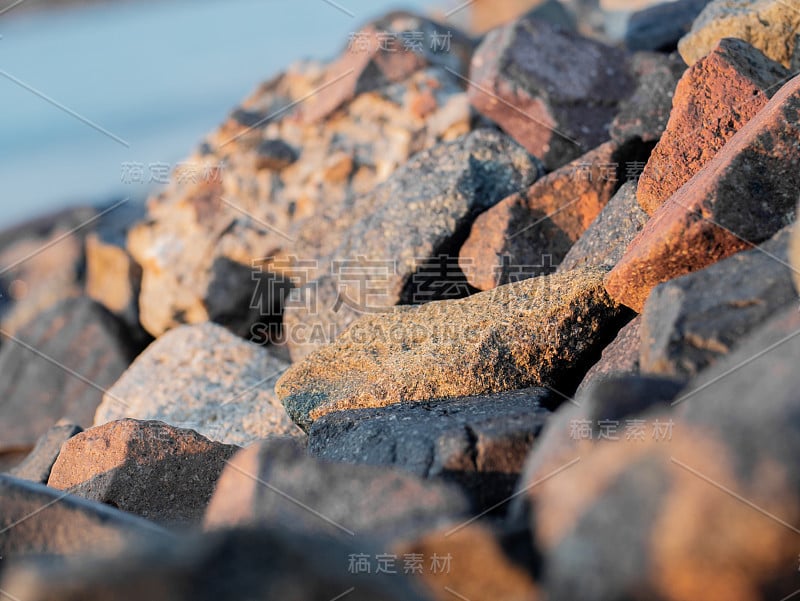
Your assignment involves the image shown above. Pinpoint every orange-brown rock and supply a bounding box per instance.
[604,73,800,312]
[459,141,649,290]
[638,38,789,215]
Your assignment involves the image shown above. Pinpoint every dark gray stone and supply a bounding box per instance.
[309,388,552,511]
[575,316,643,396]
[8,424,82,484]
[558,182,649,272]
[640,225,798,379]
[625,0,711,52]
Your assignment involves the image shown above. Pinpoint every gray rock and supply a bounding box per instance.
[0,298,133,455]
[205,438,470,547]
[575,316,643,396]
[283,129,542,361]
[1,526,427,601]
[9,424,82,484]
[309,388,552,510]
[625,0,711,52]
[640,226,798,379]
[0,474,171,558]
[48,420,239,527]
[557,182,649,272]
[94,322,303,446]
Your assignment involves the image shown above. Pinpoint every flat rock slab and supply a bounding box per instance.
[48,419,239,527]
[0,297,133,454]
[94,322,303,446]
[284,128,541,361]
[678,0,800,68]
[0,475,171,558]
[638,38,790,214]
[1,526,427,601]
[459,140,651,290]
[557,182,649,273]
[605,72,800,312]
[205,439,469,547]
[468,16,634,170]
[609,52,687,145]
[640,225,797,379]
[9,424,82,484]
[277,267,626,431]
[308,388,552,510]
[527,305,800,601]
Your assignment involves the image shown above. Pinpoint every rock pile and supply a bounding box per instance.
[3,2,800,599]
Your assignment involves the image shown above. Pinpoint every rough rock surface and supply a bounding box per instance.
[48,419,239,527]
[527,306,800,601]
[283,128,542,360]
[625,0,711,52]
[605,73,800,312]
[557,182,649,272]
[638,38,790,215]
[640,225,797,379]
[0,474,171,558]
[678,0,800,68]
[94,322,302,446]
[9,423,82,484]
[609,52,687,145]
[0,297,133,455]
[468,15,635,170]
[459,140,650,291]
[277,268,626,431]
[205,438,469,546]
[308,387,552,510]
[1,527,426,601]
[130,17,476,339]
[575,316,643,395]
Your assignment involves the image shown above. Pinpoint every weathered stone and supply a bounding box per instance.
[94,322,302,446]
[609,52,687,144]
[792,199,800,293]
[527,306,800,601]
[1,526,426,601]
[638,38,790,214]
[0,475,170,558]
[277,268,626,431]
[0,297,132,455]
[640,225,797,379]
[678,0,800,68]
[205,439,469,546]
[283,129,541,360]
[308,387,551,510]
[48,419,239,527]
[253,139,297,171]
[576,316,642,395]
[625,0,710,52]
[300,12,474,124]
[557,182,649,272]
[9,423,82,484]
[85,201,148,345]
[604,73,800,312]
[396,523,541,601]
[468,15,635,169]
[132,36,474,339]
[459,140,651,291]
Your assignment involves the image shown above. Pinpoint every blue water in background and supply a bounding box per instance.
[0,0,439,227]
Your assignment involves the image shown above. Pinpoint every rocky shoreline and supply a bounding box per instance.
[2,1,800,599]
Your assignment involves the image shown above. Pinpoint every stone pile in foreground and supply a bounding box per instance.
[3,1,800,598]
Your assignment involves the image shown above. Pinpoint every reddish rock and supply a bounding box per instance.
[604,73,800,312]
[9,423,82,484]
[459,140,650,290]
[638,38,790,215]
[468,16,634,170]
[48,419,239,527]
